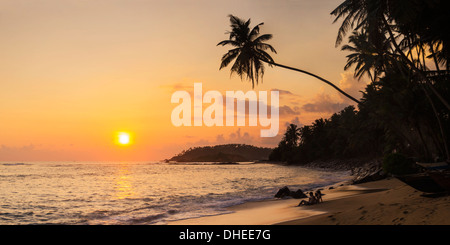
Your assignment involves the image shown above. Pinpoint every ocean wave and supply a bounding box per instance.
[2,163,32,166]
[128,213,167,224]
[168,161,246,165]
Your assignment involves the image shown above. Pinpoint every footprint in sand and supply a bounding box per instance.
[327,214,337,222]
[392,217,405,225]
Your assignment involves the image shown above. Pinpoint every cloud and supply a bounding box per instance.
[270,88,303,106]
[228,128,254,143]
[1,144,36,154]
[224,128,280,148]
[159,82,194,96]
[279,105,301,117]
[302,92,350,113]
[338,71,369,101]
[216,134,226,143]
[259,133,283,146]
[185,128,256,148]
[284,116,302,128]
[270,88,295,96]
[0,144,93,161]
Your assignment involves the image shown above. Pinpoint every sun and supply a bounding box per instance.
[119,133,130,145]
[116,132,131,145]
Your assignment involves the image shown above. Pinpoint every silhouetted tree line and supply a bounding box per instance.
[218,0,450,164]
[269,0,450,164]
[169,144,273,162]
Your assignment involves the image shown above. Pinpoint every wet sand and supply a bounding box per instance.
[169,178,450,225]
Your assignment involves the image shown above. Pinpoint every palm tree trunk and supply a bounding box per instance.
[262,60,361,104]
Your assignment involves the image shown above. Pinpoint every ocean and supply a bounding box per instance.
[0,161,351,225]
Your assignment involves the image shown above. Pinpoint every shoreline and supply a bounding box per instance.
[169,177,450,225]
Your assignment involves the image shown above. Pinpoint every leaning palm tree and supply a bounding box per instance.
[217,15,360,104]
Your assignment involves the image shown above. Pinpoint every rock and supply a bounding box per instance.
[275,186,307,199]
[274,186,291,198]
[352,168,386,184]
[290,189,307,199]
[350,159,387,184]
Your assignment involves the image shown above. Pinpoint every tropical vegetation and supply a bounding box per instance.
[168,144,273,162]
[218,0,450,165]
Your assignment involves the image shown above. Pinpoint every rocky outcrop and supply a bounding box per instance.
[168,144,273,162]
[351,160,387,184]
[302,158,387,184]
[274,186,307,199]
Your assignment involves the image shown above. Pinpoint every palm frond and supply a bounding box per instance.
[219,48,240,70]
[253,34,273,44]
[249,22,264,40]
[255,43,277,53]
[217,40,240,47]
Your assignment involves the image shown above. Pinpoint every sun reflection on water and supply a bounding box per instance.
[114,163,135,200]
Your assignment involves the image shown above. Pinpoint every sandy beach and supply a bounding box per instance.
[169,178,450,225]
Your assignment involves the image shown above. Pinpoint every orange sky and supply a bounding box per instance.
[0,0,367,161]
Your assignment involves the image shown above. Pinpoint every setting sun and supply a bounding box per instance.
[116,132,131,145]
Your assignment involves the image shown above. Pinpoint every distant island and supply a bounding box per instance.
[167,144,273,162]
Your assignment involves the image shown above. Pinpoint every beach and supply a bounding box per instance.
[169,178,450,225]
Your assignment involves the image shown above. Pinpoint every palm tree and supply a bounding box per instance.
[217,15,275,89]
[284,124,301,148]
[331,0,450,110]
[217,15,360,104]
[341,30,389,82]
[331,0,450,160]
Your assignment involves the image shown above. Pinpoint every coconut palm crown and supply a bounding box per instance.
[217,15,276,88]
